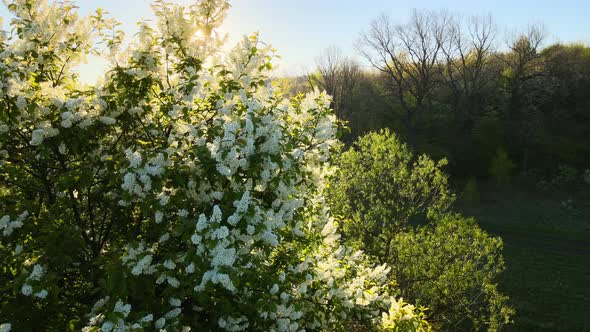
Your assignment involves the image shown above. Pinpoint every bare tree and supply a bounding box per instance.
[357,10,449,140]
[498,23,546,111]
[496,24,547,171]
[310,46,342,101]
[439,14,498,127]
[309,46,361,119]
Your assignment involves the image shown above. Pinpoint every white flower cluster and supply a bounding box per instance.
[381,298,422,330]
[0,0,427,330]
[121,153,167,199]
[0,211,27,237]
[114,300,132,318]
[20,264,47,299]
[85,298,176,332]
[122,242,156,276]
[218,316,249,331]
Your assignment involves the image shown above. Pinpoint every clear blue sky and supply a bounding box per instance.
[2,0,590,80]
[225,0,590,75]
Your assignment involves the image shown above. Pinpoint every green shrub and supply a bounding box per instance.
[389,214,514,331]
[489,148,515,185]
[471,113,505,174]
[329,130,512,331]
[552,164,579,187]
[328,129,454,258]
[462,177,480,205]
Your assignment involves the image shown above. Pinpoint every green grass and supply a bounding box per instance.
[458,185,590,332]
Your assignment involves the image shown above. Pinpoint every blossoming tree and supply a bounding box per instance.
[0,0,430,331]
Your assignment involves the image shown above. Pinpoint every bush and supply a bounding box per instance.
[552,164,579,187]
[461,177,480,205]
[489,148,515,186]
[328,129,454,259]
[0,1,428,331]
[389,214,514,331]
[469,113,505,176]
[329,131,512,331]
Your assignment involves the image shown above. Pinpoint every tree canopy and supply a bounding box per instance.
[328,130,512,331]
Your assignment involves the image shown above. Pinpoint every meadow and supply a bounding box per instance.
[460,185,590,331]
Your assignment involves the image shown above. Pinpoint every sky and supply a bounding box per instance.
[1,0,590,82]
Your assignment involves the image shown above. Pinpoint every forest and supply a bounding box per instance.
[0,0,588,332]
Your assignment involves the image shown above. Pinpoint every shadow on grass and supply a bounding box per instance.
[458,185,590,332]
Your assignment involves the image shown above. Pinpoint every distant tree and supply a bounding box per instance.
[496,24,548,171]
[498,24,547,112]
[351,10,590,178]
[358,10,449,141]
[439,14,499,127]
[543,43,590,107]
[461,176,480,205]
[273,75,310,98]
[489,148,516,186]
[540,44,590,169]
[308,46,361,119]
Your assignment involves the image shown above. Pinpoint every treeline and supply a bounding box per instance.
[288,11,590,185]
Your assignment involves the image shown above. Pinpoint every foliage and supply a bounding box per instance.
[329,131,512,331]
[0,1,429,331]
[552,164,579,187]
[534,164,585,194]
[559,198,576,215]
[461,177,480,205]
[489,148,515,186]
[327,129,454,259]
[389,214,513,331]
[272,76,309,99]
[469,113,505,175]
[331,12,590,181]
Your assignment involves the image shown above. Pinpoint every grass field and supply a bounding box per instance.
[459,185,590,332]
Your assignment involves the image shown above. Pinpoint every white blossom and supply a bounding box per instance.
[34,289,48,299]
[169,297,182,307]
[155,318,166,329]
[167,277,180,288]
[165,308,182,319]
[126,149,143,168]
[101,321,114,332]
[270,284,279,295]
[21,284,33,296]
[163,259,176,270]
[28,264,44,281]
[140,314,153,322]
[99,116,117,125]
[114,300,131,318]
[155,211,164,224]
